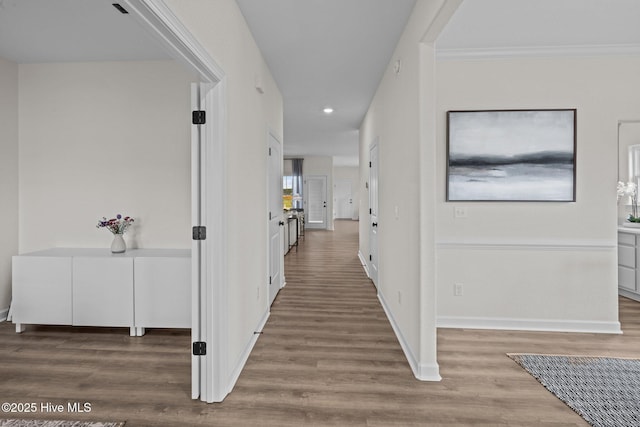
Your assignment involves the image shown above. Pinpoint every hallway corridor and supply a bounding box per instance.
[4,220,640,426]
[228,219,415,425]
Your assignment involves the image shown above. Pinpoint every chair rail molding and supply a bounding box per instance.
[436,237,616,252]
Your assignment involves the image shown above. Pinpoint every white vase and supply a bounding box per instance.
[111,234,126,253]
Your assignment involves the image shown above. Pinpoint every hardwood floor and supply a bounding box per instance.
[1,219,639,426]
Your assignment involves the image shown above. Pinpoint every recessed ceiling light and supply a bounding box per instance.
[323,107,334,114]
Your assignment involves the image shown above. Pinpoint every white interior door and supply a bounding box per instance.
[268,132,284,305]
[305,176,327,229]
[191,82,205,400]
[125,0,229,404]
[369,143,379,287]
[191,80,228,403]
[334,180,352,219]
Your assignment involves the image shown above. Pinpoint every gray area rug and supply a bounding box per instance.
[0,421,124,427]
[509,354,640,427]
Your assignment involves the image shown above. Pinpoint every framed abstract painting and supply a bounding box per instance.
[446,109,576,202]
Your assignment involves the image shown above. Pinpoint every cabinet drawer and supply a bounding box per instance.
[12,256,72,325]
[619,232,636,246]
[619,245,636,268]
[72,257,134,327]
[134,257,190,329]
[619,266,636,291]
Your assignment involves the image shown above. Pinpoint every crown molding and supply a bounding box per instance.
[436,43,640,60]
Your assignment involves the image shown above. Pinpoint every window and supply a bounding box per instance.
[283,176,294,209]
[283,159,303,210]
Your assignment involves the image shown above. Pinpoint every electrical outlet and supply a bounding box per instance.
[454,206,467,218]
[454,283,464,296]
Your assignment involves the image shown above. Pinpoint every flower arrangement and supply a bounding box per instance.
[618,181,639,222]
[96,214,135,235]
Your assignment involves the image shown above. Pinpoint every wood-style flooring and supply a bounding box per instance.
[1,219,639,426]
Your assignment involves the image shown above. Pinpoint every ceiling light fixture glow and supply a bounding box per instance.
[323,107,334,114]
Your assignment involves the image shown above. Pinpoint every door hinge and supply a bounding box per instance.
[369,254,372,261]
[269,276,272,285]
[269,147,272,156]
[192,226,207,240]
[192,341,206,356]
[369,161,372,167]
[269,211,272,220]
[369,208,372,214]
[192,110,206,125]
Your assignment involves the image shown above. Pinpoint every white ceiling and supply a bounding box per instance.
[0,0,170,62]
[2,0,640,167]
[236,0,417,167]
[436,0,640,57]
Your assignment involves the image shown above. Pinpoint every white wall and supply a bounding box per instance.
[359,0,451,381]
[303,155,334,230]
[19,60,193,252]
[163,0,284,389]
[435,55,640,332]
[0,56,19,317]
[333,166,360,220]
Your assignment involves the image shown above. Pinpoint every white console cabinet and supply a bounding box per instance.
[618,229,640,301]
[12,248,190,336]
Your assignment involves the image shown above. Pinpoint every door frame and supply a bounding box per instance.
[304,175,328,229]
[369,141,379,287]
[126,0,229,403]
[333,179,353,220]
[267,129,284,306]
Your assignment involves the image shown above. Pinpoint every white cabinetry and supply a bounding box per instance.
[618,229,640,301]
[12,254,72,326]
[134,251,191,329]
[12,248,190,335]
[73,256,134,327]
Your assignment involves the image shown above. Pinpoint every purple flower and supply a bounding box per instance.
[97,214,135,235]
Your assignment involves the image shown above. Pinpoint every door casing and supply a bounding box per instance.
[267,131,284,305]
[369,142,379,287]
[305,175,328,230]
[126,0,229,403]
[334,180,353,220]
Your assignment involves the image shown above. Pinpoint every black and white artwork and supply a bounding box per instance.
[446,109,576,202]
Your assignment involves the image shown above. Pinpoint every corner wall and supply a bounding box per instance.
[0,56,18,318]
[359,0,450,381]
[435,55,640,332]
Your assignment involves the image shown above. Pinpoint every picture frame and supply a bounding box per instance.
[446,109,576,202]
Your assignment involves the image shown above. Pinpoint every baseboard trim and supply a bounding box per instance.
[226,309,270,395]
[357,251,370,278]
[0,307,8,322]
[378,292,441,381]
[437,315,622,334]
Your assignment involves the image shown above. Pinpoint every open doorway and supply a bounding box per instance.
[126,3,229,403]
